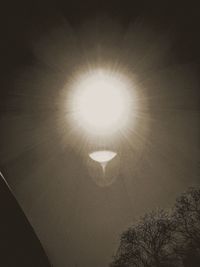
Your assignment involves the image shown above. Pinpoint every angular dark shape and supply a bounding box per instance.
[0,173,51,267]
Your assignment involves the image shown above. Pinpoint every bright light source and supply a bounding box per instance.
[70,69,132,136]
[89,150,117,173]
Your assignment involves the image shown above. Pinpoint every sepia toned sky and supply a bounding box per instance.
[1,1,200,266]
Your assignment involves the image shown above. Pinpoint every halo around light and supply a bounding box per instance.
[69,68,134,137]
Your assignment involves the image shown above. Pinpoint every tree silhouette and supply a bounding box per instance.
[111,187,200,267]
[173,187,200,266]
[174,187,200,247]
[111,210,179,267]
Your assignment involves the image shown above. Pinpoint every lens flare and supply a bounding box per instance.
[89,150,117,173]
[87,150,120,187]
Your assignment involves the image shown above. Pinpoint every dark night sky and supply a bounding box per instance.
[0,1,200,267]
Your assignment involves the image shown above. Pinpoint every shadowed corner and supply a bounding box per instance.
[0,171,51,267]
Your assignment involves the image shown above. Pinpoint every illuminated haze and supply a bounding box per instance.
[1,11,200,267]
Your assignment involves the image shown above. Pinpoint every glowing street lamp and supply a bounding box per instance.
[68,67,135,182]
[70,68,132,137]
